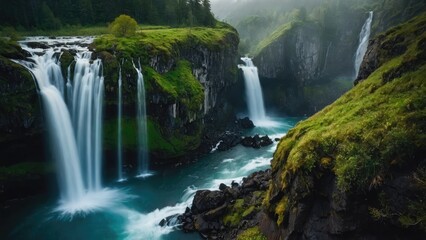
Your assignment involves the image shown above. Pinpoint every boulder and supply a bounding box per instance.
[192,190,227,214]
[238,117,255,129]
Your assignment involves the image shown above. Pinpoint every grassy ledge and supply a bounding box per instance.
[266,12,426,229]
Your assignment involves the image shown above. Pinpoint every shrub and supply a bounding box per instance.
[109,14,138,37]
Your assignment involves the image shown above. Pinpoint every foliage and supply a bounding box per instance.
[146,61,204,113]
[109,15,138,37]
[269,12,426,193]
[94,23,237,59]
[223,191,266,227]
[0,162,52,180]
[0,0,216,30]
[253,21,298,56]
[237,227,267,240]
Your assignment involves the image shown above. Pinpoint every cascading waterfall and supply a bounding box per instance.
[22,50,85,203]
[117,64,125,182]
[133,60,151,178]
[71,52,104,192]
[17,37,125,215]
[354,11,374,78]
[238,57,267,124]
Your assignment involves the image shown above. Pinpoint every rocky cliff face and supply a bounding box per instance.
[92,25,240,161]
[253,10,365,115]
[260,13,426,239]
[0,40,44,166]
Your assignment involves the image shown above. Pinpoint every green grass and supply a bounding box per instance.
[103,117,202,159]
[145,60,204,113]
[253,21,299,56]
[237,227,267,240]
[271,12,426,191]
[93,23,237,59]
[265,12,426,227]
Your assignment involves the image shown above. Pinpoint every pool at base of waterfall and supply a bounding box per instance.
[1,117,301,240]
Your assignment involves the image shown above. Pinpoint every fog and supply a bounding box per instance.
[210,0,326,23]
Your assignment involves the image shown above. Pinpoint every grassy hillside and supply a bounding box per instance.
[265,12,426,235]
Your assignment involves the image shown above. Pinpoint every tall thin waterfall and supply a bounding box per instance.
[133,60,151,178]
[117,65,124,182]
[17,37,124,215]
[354,11,374,78]
[238,57,267,124]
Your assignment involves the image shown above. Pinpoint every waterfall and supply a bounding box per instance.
[354,11,374,78]
[71,52,104,191]
[133,60,151,178]
[17,37,124,215]
[117,65,125,182]
[238,57,267,125]
[22,50,85,203]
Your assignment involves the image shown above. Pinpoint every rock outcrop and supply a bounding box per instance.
[253,10,366,115]
[94,25,240,161]
[177,170,271,239]
[261,13,426,239]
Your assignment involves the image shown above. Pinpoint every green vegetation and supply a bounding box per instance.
[253,21,298,56]
[237,227,267,240]
[103,117,202,159]
[0,162,53,180]
[93,23,236,59]
[266,12,426,227]
[0,0,216,31]
[303,78,354,111]
[146,61,203,113]
[104,118,138,150]
[223,191,266,227]
[109,15,138,37]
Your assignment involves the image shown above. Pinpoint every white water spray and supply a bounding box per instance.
[354,11,374,78]
[238,57,268,125]
[17,37,125,215]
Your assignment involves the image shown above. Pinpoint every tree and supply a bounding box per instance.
[202,0,215,26]
[109,14,138,37]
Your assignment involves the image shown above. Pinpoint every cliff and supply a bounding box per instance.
[253,9,366,115]
[262,12,426,239]
[179,11,426,240]
[0,40,49,202]
[93,23,239,161]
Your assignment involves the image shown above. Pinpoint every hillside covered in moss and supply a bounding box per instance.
[261,12,426,239]
[92,23,239,160]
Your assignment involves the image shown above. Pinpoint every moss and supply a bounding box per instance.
[103,117,137,150]
[223,199,245,227]
[145,60,204,113]
[269,11,426,207]
[237,227,267,240]
[93,24,237,60]
[253,21,300,56]
[0,162,53,180]
[275,196,289,226]
[103,117,202,159]
[0,39,26,59]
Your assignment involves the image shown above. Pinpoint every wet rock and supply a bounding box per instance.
[219,183,227,191]
[192,190,226,214]
[26,42,49,49]
[238,117,255,129]
[217,131,241,151]
[204,203,228,221]
[241,135,273,148]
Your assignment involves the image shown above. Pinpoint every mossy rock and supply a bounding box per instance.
[103,117,202,159]
[266,12,426,232]
[237,227,267,240]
